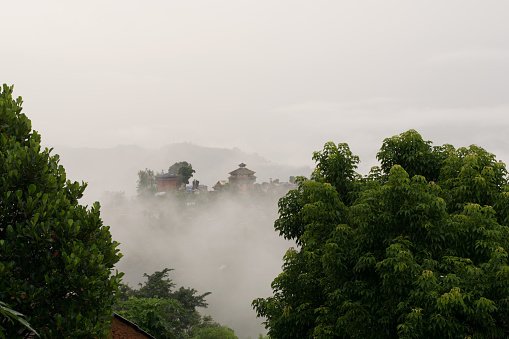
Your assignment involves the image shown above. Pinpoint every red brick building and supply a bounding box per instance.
[155,172,182,192]
[110,313,155,339]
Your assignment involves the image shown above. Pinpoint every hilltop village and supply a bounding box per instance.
[147,162,297,196]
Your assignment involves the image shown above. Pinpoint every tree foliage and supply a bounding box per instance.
[189,315,238,339]
[0,301,39,338]
[0,84,122,337]
[118,297,190,338]
[137,168,156,196]
[116,268,227,339]
[168,161,195,185]
[253,130,509,338]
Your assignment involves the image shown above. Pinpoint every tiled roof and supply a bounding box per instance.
[112,313,156,339]
[229,163,255,176]
[155,173,179,179]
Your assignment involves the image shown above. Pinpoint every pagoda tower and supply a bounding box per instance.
[228,163,256,191]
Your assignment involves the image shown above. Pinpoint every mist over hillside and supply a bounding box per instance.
[52,139,509,338]
[101,192,293,338]
[55,143,311,204]
[51,143,308,337]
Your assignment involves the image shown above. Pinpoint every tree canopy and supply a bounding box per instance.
[190,316,238,339]
[115,268,236,339]
[137,168,157,196]
[0,301,39,338]
[168,161,195,185]
[0,85,122,337]
[253,130,509,338]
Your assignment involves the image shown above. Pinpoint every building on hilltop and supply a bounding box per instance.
[155,172,182,192]
[211,164,297,195]
[228,163,256,191]
[212,180,228,191]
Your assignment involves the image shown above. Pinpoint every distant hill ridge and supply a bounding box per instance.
[55,143,311,204]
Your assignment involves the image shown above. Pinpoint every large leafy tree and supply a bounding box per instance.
[253,130,509,338]
[116,268,221,339]
[0,85,122,337]
[168,161,195,185]
[190,316,238,339]
[137,168,157,197]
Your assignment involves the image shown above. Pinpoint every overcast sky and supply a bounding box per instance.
[2,0,509,171]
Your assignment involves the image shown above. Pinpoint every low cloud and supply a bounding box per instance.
[102,192,293,338]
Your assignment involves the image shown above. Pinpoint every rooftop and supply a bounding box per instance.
[229,163,255,176]
[155,173,179,179]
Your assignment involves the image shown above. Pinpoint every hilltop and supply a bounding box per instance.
[54,143,311,204]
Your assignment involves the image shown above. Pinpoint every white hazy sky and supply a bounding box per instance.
[2,0,509,170]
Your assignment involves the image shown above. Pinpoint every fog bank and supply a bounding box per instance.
[101,191,293,338]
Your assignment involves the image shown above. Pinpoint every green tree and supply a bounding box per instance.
[137,268,175,299]
[0,85,122,337]
[253,130,509,338]
[376,129,449,182]
[168,161,195,185]
[137,168,157,196]
[190,316,237,339]
[116,269,214,338]
[190,325,237,339]
[133,268,211,308]
[0,301,39,338]
[117,297,188,339]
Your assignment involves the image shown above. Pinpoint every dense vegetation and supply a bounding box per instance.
[254,130,509,338]
[137,161,196,197]
[0,84,122,337]
[137,168,157,196]
[116,268,237,338]
[168,161,196,185]
[0,301,38,337]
